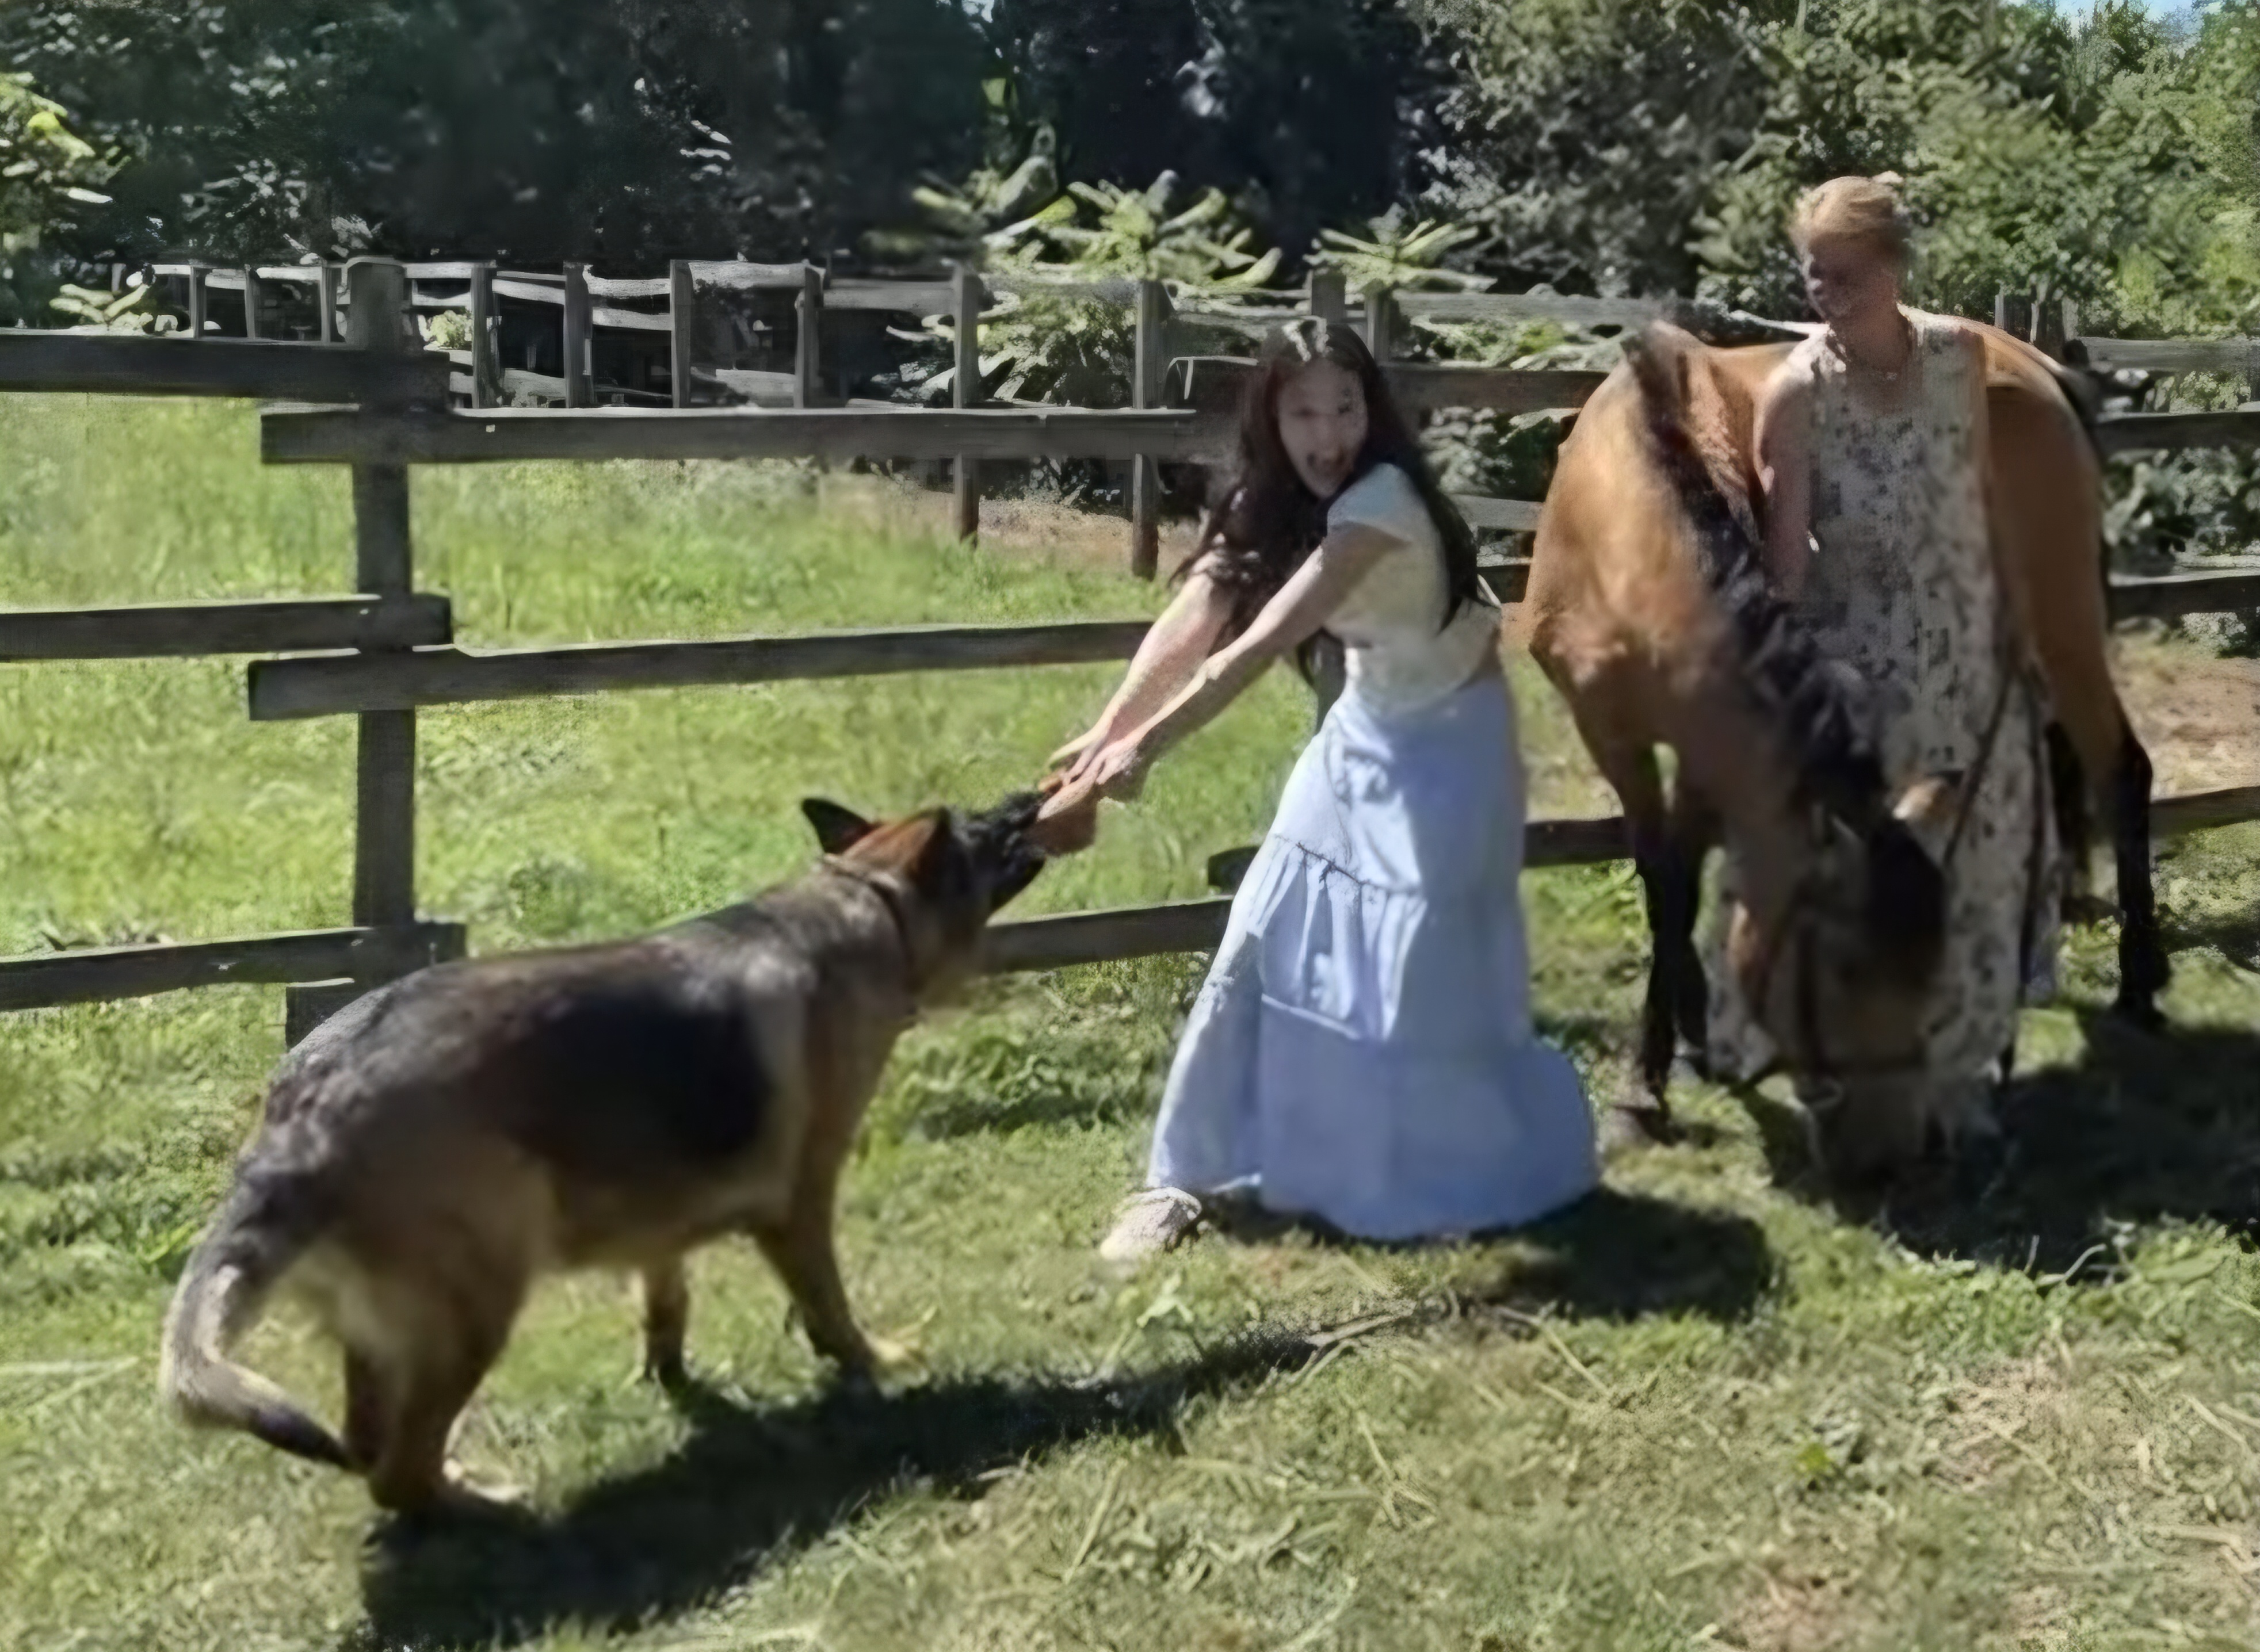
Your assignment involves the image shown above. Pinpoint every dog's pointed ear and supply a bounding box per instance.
[801,798,875,856]
[907,809,956,888]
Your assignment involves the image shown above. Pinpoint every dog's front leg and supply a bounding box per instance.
[640,1258,690,1388]
[750,1204,887,1375]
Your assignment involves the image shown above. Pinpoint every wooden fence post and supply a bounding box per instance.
[1129,276,1171,579]
[796,264,824,410]
[470,263,498,408]
[1311,269,1347,328]
[1994,290,2010,332]
[2062,297,2080,352]
[316,263,339,344]
[187,265,208,341]
[563,263,592,408]
[242,268,265,340]
[343,258,418,944]
[669,260,696,410]
[953,265,983,541]
[1363,282,1398,363]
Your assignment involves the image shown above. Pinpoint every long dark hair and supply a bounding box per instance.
[1178,319,1483,680]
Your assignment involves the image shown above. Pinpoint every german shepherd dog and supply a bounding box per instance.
[159,793,1047,1515]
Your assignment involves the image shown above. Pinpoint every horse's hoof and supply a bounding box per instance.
[1601,1102,1677,1155]
[2110,995,2167,1037]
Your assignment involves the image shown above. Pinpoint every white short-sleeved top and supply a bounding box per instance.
[1323,462,1501,716]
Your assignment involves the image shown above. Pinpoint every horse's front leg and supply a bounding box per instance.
[1660,781,1718,1069]
[1601,742,1686,1137]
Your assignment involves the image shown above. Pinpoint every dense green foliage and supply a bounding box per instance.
[8,0,2260,335]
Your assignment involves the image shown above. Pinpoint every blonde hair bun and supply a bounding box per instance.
[1792,174,1912,264]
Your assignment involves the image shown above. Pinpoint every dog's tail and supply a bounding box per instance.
[158,1171,351,1469]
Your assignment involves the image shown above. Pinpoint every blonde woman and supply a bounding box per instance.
[1711,174,2062,1146]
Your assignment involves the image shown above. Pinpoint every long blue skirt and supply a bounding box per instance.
[1146,669,1598,1241]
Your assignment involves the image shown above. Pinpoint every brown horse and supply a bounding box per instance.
[1522,319,2166,1180]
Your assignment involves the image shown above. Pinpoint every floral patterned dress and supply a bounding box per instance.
[1707,308,2062,1088]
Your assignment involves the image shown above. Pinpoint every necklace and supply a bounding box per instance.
[1831,311,1914,383]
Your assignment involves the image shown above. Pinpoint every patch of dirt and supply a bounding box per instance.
[2111,633,2260,797]
[1933,1356,2075,1492]
[1726,1565,1863,1652]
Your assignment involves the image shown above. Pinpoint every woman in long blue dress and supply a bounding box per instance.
[1037,320,1597,1265]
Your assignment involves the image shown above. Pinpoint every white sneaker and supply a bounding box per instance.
[1098,1188,1204,1268]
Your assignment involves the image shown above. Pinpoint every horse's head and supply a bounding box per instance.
[1723,771,1969,1183]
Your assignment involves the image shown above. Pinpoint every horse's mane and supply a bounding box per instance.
[1621,324,1944,958]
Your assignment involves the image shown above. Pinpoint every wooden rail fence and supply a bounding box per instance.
[9,260,2260,1041]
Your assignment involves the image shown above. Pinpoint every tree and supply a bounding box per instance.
[1419,0,1790,299]
[982,0,1453,268]
[1,0,994,265]
[0,72,116,324]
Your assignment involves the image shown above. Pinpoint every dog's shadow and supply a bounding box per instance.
[1730,1009,2260,1273]
[352,1332,1310,1650]
[352,1186,1770,1650]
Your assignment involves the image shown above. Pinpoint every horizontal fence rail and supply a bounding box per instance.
[235,562,2260,721]
[2094,410,2260,456]
[247,620,1156,718]
[259,405,1227,466]
[0,331,444,402]
[1169,354,1607,419]
[2067,335,2260,377]
[2102,569,2260,621]
[0,595,451,663]
[0,923,464,1013]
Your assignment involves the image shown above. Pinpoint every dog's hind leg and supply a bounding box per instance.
[640,1258,690,1389]
[365,1282,524,1516]
[342,1347,395,1473]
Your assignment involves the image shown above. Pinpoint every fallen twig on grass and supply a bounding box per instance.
[1063,1463,1125,1581]
[1488,1305,1610,1399]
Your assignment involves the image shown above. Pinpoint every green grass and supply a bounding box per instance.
[5,394,2260,1652]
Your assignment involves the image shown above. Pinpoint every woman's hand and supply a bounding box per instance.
[1081,732,1154,802]
[1029,728,1153,856]
[1032,770,1102,854]
[1046,722,1109,776]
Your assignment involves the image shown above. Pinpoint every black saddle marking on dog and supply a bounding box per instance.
[509,977,770,1175]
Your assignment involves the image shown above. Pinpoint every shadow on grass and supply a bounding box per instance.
[1208,1187,1776,1325]
[350,1330,1311,1651]
[1738,1011,2260,1275]
[900,1083,1154,1141]
[2164,902,2260,973]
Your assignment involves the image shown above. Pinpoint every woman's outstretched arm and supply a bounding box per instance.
[1049,563,1236,782]
[1073,523,1402,799]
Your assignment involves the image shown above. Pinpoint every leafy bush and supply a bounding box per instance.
[0,72,114,324]
[45,280,175,334]
[886,170,1284,410]
[1310,208,1488,295]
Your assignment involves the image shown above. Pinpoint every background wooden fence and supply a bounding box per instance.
[7,256,2260,1043]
